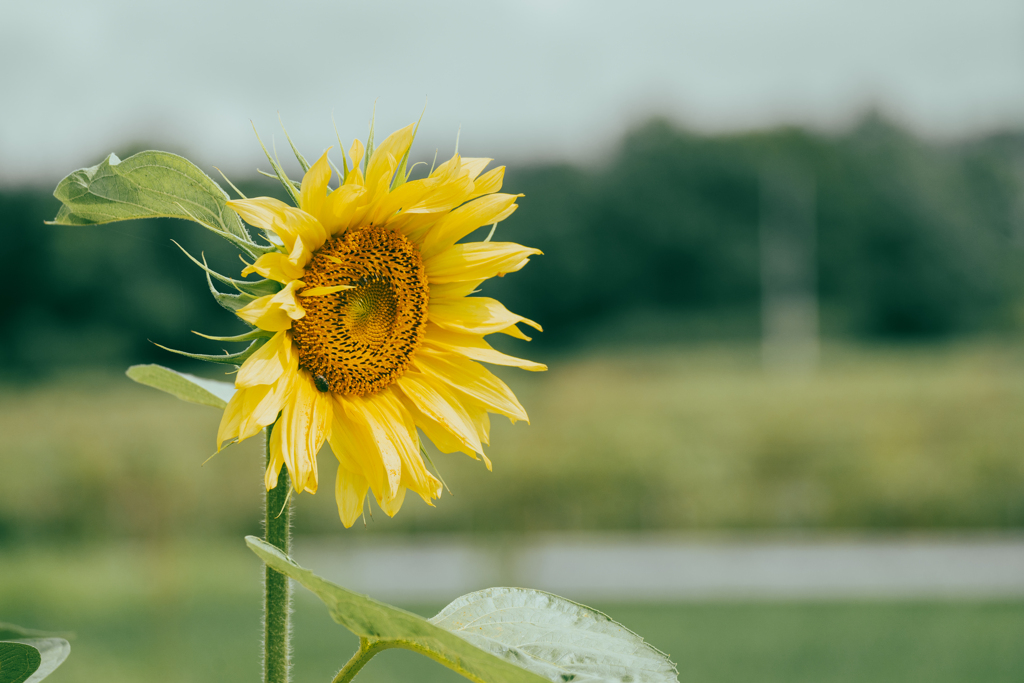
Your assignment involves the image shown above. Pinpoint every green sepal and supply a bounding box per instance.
[48,151,266,258]
[333,113,350,179]
[201,265,258,313]
[153,338,265,366]
[173,241,280,298]
[279,114,310,172]
[258,169,302,191]
[252,123,301,206]
[392,104,426,190]
[126,364,235,409]
[193,328,273,343]
[364,102,377,176]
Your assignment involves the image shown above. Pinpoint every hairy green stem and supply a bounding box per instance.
[332,639,393,683]
[264,424,292,683]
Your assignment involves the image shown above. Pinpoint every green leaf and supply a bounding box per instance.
[49,151,269,257]
[246,536,548,683]
[431,589,678,683]
[0,638,70,683]
[126,364,235,409]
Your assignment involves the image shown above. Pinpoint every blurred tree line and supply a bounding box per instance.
[2,115,1024,375]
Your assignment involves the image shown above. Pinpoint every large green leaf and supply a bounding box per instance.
[49,151,267,256]
[246,537,677,683]
[126,364,235,409]
[431,589,678,683]
[246,536,548,683]
[0,625,70,683]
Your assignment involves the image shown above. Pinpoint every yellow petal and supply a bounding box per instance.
[419,194,521,259]
[376,485,407,517]
[425,242,541,284]
[335,464,369,528]
[242,252,306,284]
[429,154,462,180]
[414,348,529,423]
[365,123,415,191]
[270,372,332,494]
[460,157,492,181]
[320,185,367,235]
[396,370,483,455]
[236,331,292,388]
[338,396,403,500]
[422,324,547,371]
[216,388,245,450]
[329,396,386,496]
[353,390,441,504]
[428,296,542,337]
[468,166,505,199]
[300,150,333,221]
[265,432,286,491]
[237,280,306,331]
[227,197,327,259]
[300,284,354,297]
[356,152,399,222]
[345,139,365,185]
[237,370,296,443]
[429,280,484,301]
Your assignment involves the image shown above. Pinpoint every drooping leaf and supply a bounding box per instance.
[126,364,235,409]
[48,151,269,257]
[431,589,678,683]
[246,536,548,683]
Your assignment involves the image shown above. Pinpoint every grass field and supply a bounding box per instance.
[3,541,1024,683]
[4,337,1024,681]
[2,340,1024,538]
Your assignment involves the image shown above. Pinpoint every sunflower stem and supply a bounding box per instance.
[264,423,292,683]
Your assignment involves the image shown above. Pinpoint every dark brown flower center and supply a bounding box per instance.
[291,225,429,396]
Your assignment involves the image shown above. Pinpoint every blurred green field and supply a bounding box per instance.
[2,541,1023,683]
[4,341,1024,681]
[2,340,1024,538]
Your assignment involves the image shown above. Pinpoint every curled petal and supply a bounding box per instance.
[414,348,529,424]
[419,193,520,259]
[429,296,541,337]
[422,324,547,371]
[425,242,541,284]
[300,150,333,221]
[242,251,306,284]
[236,331,293,388]
[237,281,306,331]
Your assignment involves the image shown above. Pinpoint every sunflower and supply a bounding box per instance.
[215,123,544,527]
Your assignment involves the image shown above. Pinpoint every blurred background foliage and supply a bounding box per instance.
[5,115,1024,374]
[2,115,1024,541]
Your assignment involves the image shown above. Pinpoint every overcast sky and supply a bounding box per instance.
[2,0,1022,185]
